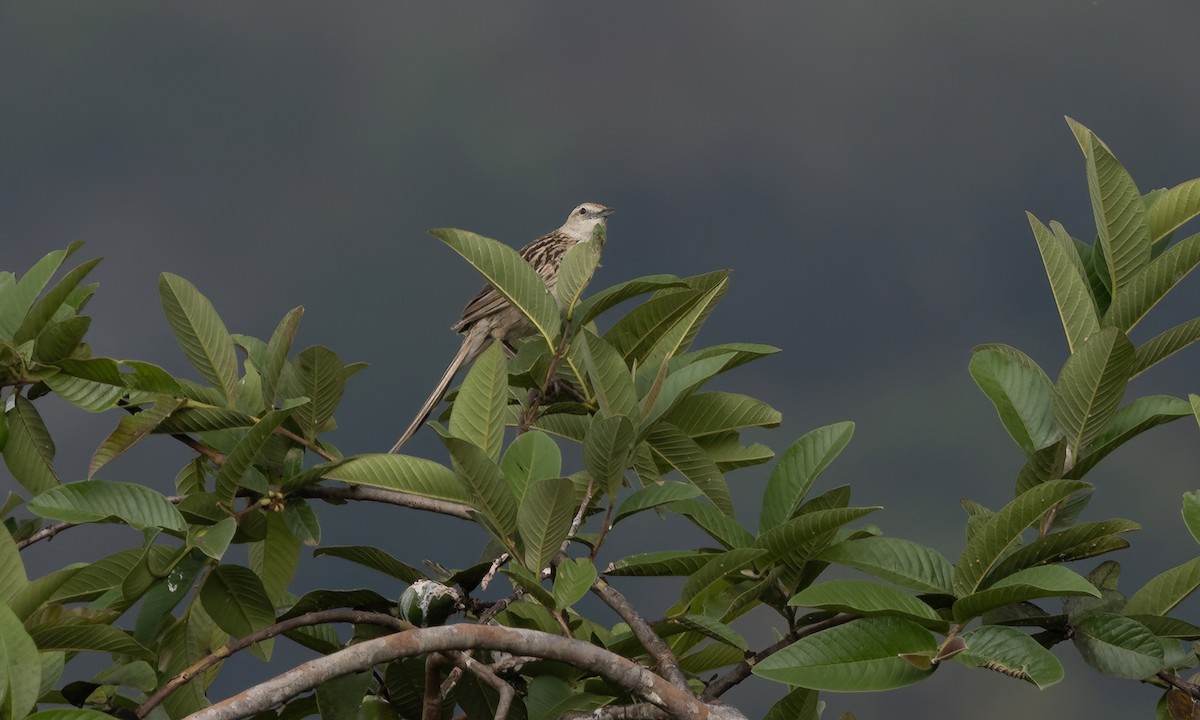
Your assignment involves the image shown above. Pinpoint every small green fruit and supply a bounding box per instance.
[398,579,461,627]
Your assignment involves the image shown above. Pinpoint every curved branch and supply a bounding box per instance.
[16,521,74,550]
[139,610,410,719]
[187,624,710,720]
[299,484,474,520]
[701,612,856,700]
[590,578,688,689]
[1158,670,1200,702]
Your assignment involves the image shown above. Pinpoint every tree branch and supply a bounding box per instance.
[702,613,856,700]
[188,624,710,720]
[1158,670,1200,702]
[590,578,689,689]
[16,521,74,550]
[137,610,410,719]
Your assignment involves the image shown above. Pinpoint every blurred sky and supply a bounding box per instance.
[4,2,1200,718]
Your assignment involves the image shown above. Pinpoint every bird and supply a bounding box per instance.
[389,202,614,453]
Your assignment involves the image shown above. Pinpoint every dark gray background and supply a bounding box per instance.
[4,2,1200,718]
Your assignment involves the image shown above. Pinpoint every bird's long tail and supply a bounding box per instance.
[390,333,489,453]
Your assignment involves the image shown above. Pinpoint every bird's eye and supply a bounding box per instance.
[577,208,587,215]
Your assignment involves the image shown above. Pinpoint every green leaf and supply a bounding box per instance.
[281,346,347,442]
[639,353,736,431]
[574,274,687,327]
[247,513,301,603]
[676,547,766,612]
[753,617,937,691]
[763,688,820,720]
[89,397,184,478]
[556,238,602,316]
[1107,231,1200,330]
[987,519,1140,581]
[41,359,125,412]
[698,432,775,472]
[1053,327,1134,453]
[13,258,102,346]
[1071,612,1163,679]
[583,414,635,498]
[213,401,305,502]
[191,516,238,560]
[670,499,755,549]
[500,430,561,503]
[1029,213,1101,352]
[1125,557,1200,616]
[665,392,781,438]
[0,525,27,607]
[1184,491,1200,546]
[954,479,1090,596]
[503,565,557,609]
[524,675,613,720]
[0,604,41,720]
[679,643,743,673]
[1067,117,1152,298]
[315,670,372,720]
[603,549,718,577]
[313,546,426,584]
[613,481,701,525]
[2,396,60,494]
[634,281,728,383]
[260,307,304,410]
[757,507,881,569]
[759,422,855,533]
[957,625,1064,689]
[579,331,638,418]
[32,316,90,364]
[1071,395,1191,477]
[517,477,578,570]
[953,566,1100,623]
[199,564,276,638]
[156,404,256,434]
[431,227,561,348]
[1132,317,1200,377]
[158,273,239,405]
[279,588,393,619]
[322,454,467,503]
[676,614,749,651]
[646,423,732,514]
[0,242,82,339]
[27,712,120,720]
[1147,178,1200,245]
[27,623,153,661]
[818,537,954,595]
[28,480,185,532]
[444,436,518,538]
[790,579,944,627]
[969,345,1059,455]
[552,557,596,608]
[449,342,508,460]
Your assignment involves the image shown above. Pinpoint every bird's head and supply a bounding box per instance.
[562,202,614,238]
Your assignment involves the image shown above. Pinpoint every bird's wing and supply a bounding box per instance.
[450,231,570,333]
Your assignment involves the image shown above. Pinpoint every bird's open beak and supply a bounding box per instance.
[597,207,615,218]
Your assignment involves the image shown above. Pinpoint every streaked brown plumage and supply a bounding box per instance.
[390,202,613,452]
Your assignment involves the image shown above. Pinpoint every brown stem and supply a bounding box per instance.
[16,521,74,550]
[170,432,227,465]
[591,578,689,689]
[423,654,449,720]
[562,705,667,720]
[702,613,857,700]
[275,426,339,462]
[186,624,709,720]
[520,327,572,433]
[136,610,410,719]
[299,484,473,521]
[1158,670,1200,702]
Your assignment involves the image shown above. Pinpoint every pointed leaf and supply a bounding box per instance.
[958,625,1064,689]
[1125,557,1200,616]
[279,346,347,442]
[574,274,687,327]
[199,564,275,637]
[613,481,701,525]
[500,430,561,503]
[449,342,508,460]
[646,423,731,514]
[260,307,304,410]
[13,258,102,345]
[1107,232,1200,330]
[322,454,467,503]
[817,537,954,595]
[579,331,638,418]
[666,392,782,438]
[763,688,820,720]
[1132,317,1200,377]
[28,480,185,532]
[27,623,153,661]
[988,519,1140,581]
[676,614,749,651]
[790,579,944,627]
[158,273,239,405]
[517,477,577,570]
[753,616,937,691]
[954,479,1090,596]
[604,549,718,577]
[552,557,596,608]
[556,238,602,315]
[0,604,41,720]
[444,436,518,538]
[969,345,1059,454]
[669,499,755,549]
[32,316,90,364]
[3,396,60,493]
[313,546,426,584]
[953,565,1099,622]
[760,422,855,532]
[640,353,736,431]
[1072,612,1163,679]
[1053,327,1134,452]
[1029,213,1101,352]
[676,547,766,611]
[213,402,305,502]
[431,227,560,348]
[1185,491,1200,546]
[89,397,183,478]
[1071,395,1191,477]
[0,243,81,339]
[583,414,635,497]
[758,507,880,569]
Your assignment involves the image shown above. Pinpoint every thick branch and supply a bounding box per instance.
[187,624,708,720]
[1158,670,1200,702]
[138,610,409,719]
[702,613,856,699]
[591,578,689,689]
[299,484,473,520]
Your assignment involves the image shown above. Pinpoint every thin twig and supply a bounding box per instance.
[170,433,227,465]
[275,426,339,462]
[519,328,572,433]
[136,610,410,719]
[590,578,689,689]
[702,613,857,700]
[1158,670,1200,702]
[448,652,514,720]
[16,522,75,550]
[187,624,709,720]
